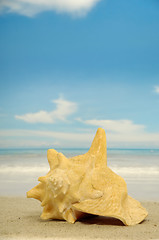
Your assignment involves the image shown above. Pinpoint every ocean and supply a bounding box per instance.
[0,148,159,201]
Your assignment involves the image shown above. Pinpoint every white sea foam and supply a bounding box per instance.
[0,164,159,178]
[110,166,159,176]
[0,165,49,175]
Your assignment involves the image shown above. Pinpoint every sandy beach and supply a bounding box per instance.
[0,197,158,240]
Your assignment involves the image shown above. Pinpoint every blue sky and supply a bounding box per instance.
[0,0,159,148]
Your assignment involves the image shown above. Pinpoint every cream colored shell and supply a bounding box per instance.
[27,128,148,225]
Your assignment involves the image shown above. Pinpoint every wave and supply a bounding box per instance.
[0,164,159,177]
[110,166,159,176]
[0,165,49,174]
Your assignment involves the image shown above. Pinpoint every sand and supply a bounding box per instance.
[0,197,159,240]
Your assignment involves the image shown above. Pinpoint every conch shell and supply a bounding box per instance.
[27,128,148,225]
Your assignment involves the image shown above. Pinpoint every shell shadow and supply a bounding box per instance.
[79,215,124,226]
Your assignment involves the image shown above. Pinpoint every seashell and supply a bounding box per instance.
[27,128,148,225]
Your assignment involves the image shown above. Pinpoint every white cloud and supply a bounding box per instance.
[15,97,77,123]
[77,118,145,134]
[0,0,101,17]
[154,86,159,94]
[76,118,159,148]
[0,129,94,148]
[0,129,91,140]
[1,127,159,148]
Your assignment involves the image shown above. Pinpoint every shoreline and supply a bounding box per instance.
[0,197,159,240]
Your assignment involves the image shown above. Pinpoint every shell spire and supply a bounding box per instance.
[88,127,107,167]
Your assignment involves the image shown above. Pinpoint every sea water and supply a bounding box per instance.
[0,148,159,200]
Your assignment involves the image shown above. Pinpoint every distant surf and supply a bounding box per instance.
[0,148,159,200]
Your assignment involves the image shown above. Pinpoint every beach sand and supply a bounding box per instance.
[0,197,158,240]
